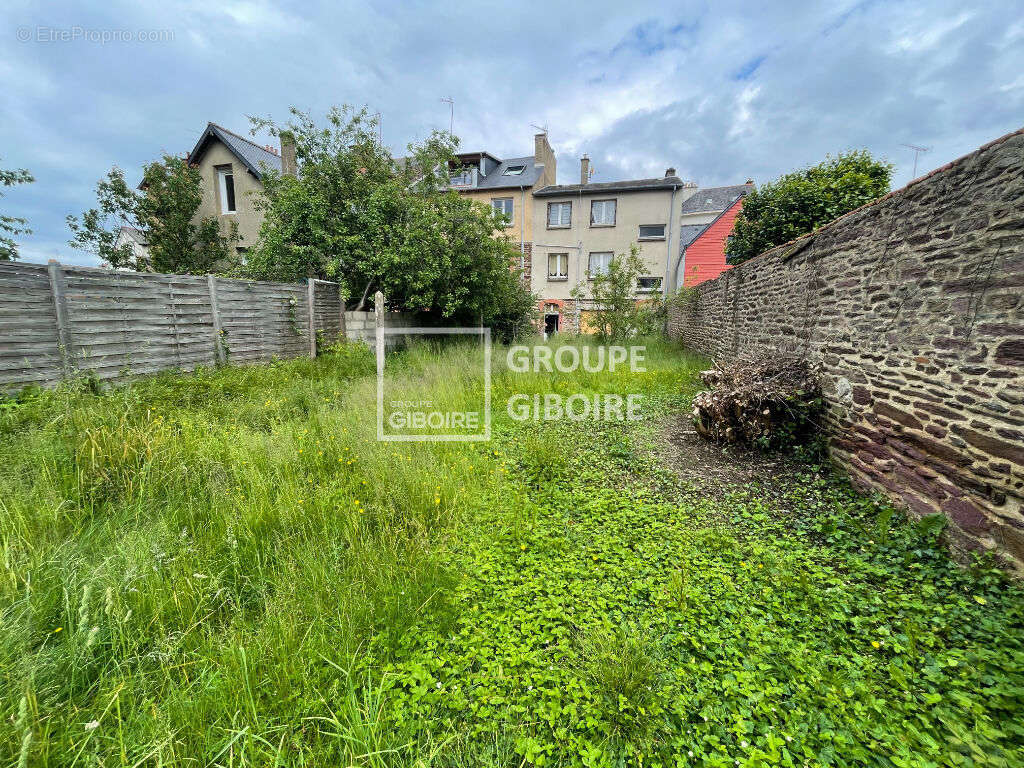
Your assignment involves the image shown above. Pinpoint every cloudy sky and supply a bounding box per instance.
[1,0,1021,266]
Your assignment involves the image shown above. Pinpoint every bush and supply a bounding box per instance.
[691,353,824,450]
[726,150,893,265]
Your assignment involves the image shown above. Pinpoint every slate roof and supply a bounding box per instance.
[534,176,686,196]
[679,188,751,257]
[679,183,753,214]
[188,123,283,179]
[679,224,707,249]
[447,153,545,191]
[477,155,544,190]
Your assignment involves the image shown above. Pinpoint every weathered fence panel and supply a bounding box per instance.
[61,268,216,380]
[0,261,370,392]
[214,278,310,364]
[0,262,63,389]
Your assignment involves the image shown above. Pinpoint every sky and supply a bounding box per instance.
[1,0,1021,266]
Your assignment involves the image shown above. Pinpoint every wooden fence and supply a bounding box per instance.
[0,260,358,392]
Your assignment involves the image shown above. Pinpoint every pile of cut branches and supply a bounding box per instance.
[692,354,824,450]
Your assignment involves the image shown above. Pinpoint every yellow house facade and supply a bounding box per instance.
[530,161,698,334]
[186,123,292,262]
[448,133,557,268]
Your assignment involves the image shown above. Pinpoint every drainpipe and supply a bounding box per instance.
[519,185,526,261]
[664,183,678,298]
[674,248,687,293]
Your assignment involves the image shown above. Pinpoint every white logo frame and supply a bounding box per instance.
[376,327,492,442]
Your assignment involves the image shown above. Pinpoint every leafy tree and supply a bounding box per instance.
[242,106,535,338]
[67,156,238,273]
[726,150,893,264]
[1,160,34,261]
[572,246,658,340]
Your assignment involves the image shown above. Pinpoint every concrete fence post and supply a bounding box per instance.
[338,283,346,341]
[307,278,317,358]
[46,259,75,377]
[374,290,385,372]
[207,274,225,365]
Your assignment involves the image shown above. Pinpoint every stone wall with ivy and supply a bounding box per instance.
[668,127,1024,573]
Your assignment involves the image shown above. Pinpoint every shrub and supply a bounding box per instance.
[691,353,824,450]
[726,149,893,264]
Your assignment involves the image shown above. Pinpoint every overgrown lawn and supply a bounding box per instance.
[1,339,1021,767]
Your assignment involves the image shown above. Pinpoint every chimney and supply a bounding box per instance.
[280,130,297,177]
[534,132,556,186]
[580,154,590,185]
[665,167,677,178]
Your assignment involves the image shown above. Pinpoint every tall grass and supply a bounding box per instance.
[5,336,1015,766]
[0,336,696,764]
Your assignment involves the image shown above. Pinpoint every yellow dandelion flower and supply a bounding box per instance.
[871,641,880,649]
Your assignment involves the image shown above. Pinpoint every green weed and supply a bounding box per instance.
[0,338,1021,767]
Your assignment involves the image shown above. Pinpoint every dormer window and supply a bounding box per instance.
[450,167,475,186]
[503,165,526,176]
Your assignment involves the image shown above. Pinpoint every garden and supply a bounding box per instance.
[1,339,1022,767]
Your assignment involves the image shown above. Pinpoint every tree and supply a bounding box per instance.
[726,150,893,264]
[67,155,238,273]
[1,160,34,261]
[572,246,657,341]
[243,106,535,338]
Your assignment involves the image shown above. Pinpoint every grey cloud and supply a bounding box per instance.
[0,0,1019,266]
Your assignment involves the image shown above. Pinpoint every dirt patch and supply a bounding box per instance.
[651,414,802,496]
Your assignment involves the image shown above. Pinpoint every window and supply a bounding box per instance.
[547,201,571,228]
[502,165,526,175]
[547,253,568,280]
[217,166,236,214]
[588,251,613,277]
[450,167,474,186]
[637,276,662,292]
[491,197,513,225]
[591,199,616,226]
[638,224,666,240]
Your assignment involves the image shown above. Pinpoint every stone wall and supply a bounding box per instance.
[667,127,1024,573]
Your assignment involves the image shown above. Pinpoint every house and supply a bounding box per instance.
[674,182,753,288]
[185,123,295,258]
[530,158,695,334]
[447,133,557,275]
[113,225,149,265]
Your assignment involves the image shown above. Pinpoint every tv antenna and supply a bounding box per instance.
[440,97,454,135]
[530,122,548,134]
[901,143,931,179]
